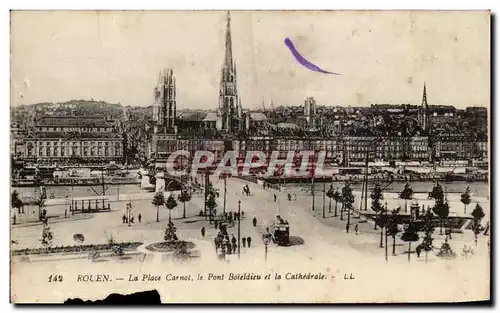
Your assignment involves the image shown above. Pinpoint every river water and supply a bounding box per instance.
[12,180,489,201]
[12,184,145,200]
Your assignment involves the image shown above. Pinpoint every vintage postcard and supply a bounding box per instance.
[10,10,490,303]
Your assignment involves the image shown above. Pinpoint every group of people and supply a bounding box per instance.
[213,232,253,259]
[122,213,142,224]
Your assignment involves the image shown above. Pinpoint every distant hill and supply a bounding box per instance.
[11,100,140,123]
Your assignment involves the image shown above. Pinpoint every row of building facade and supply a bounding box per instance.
[13,115,124,165]
[151,134,488,170]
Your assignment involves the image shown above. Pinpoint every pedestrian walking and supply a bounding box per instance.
[231,235,237,247]
[138,213,142,223]
[232,242,237,254]
[201,226,206,238]
[253,217,257,227]
[226,242,232,255]
[214,219,219,229]
[214,237,218,252]
[247,236,252,248]
[242,237,246,248]
[274,194,277,202]
[64,209,67,218]
[355,224,358,235]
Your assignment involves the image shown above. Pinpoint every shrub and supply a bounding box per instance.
[12,242,143,256]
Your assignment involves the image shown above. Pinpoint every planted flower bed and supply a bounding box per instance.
[11,242,143,256]
[145,241,195,253]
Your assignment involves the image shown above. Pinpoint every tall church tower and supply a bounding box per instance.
[153,68,177,133]
[418,82,429,131]
[218,11,242,133]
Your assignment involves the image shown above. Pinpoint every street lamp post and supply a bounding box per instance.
[263,237,270,261]
[223,175,227,214]
[385,208,389,262]
[322,182,326,218]
[238,200,241,259]
[127,201,132,227]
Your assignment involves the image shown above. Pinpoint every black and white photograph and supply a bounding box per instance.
[9,10,490,303]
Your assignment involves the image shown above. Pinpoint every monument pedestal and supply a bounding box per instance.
[155,172,166,193]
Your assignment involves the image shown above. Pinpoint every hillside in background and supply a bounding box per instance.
[10,100,155,124]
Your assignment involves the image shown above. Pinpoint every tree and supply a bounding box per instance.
[11,190,23,213]
[178,189,192,219]
[342,183,355,232]
[387,208,401,256]
[205,182,219,223]
[332,188,341,217]
[417,209,435,262]
[429,183,444,201]
[401,222,419,262]
[152,191,165,223]
[399,183,413,213]
[471,203,485,222]
[205,193,218,225]
[40,218,53,248]
[460,186,472,214]
[432,199,450,235]
[326,185,335,214]
[370,184,384,230]
[471,203,485,246]
[165,194,178,224]
[164,221,178,242]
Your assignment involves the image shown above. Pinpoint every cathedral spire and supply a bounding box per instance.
[224,11,233,71]
[420,82,429,131]
[422,81,428,108]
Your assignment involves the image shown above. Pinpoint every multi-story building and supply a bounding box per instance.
[22,115,123,164]
[11,121,26,159]
[152,68,177,134]
[152,133,228,171]
[433,132,468,161]
[303,97,317,129]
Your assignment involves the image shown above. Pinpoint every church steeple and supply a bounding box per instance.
[422,82,428,108]
[419,82,429,131]
[218,11,241,133]
[224,11,234,71]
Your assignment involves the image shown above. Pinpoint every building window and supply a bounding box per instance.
[27,143,34,156]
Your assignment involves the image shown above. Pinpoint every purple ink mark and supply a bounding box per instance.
[284,37,340,75]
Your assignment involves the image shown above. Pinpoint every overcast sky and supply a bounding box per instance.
[11,10,489,109]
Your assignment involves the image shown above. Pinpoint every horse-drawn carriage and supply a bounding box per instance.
[265,215,291,246]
